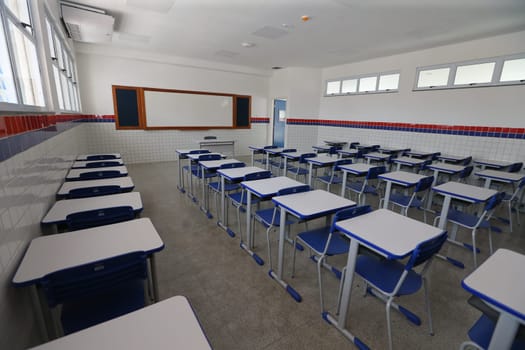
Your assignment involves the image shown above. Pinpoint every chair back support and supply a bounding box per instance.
[264,145,278,149]
[367,166,387,180]
[86,161,120,168]
[349,142,359,149]
[335,159,353,168]
[508,162,523,173]
[431,152,441,161]
[462,156,473,166]
[331,205,372,232]
[407,231,448,270]
[244,170,272,181]
[415,176,434,193]
[68,185,121,199]
[41,251,148,307]
[418,159,433,172]
[485,192,505,212]
[66,206,135,231]
[189,149,210,155]
[459,165,474,179]
[86,155,117,160]
[282,148,296,153]
[79,170,121,180]
[299,153,317,163]
[220,162,245,169]
[277,185,310,196]
[329,146,342,155]
[198,154,221,161]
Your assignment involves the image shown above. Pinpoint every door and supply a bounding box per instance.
[272,99,286,147]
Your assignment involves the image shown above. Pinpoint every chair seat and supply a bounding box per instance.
[254,208,296,228]
[447,209,490,229]
[390,193,424,208]
[288,167,308,175]
[317,175,343,185]
[355,254,422,295]
[208,182,240,193]
[297,226,349,255]
[468,314,525,350]
[346,181,379,195]
[228,192,260,206]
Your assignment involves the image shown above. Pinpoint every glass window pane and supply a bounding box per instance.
[341,79,357,93]
[53,65,64,110]
[5,0,31,25]
[0,19,18,103]
[45,18,56,59]
[55,34,65,69]
[417,68,450,88]
[8,20,44,106]
[500,58,525,82]
[454,62,495,85]
[326,81,341,95]
[358,76,377,92]
[378,73,399,91]
[61,72,71,110]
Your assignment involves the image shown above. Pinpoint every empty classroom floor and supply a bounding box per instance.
[130,159,525,350]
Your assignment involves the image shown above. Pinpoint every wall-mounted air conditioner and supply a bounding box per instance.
[60,1,114,43]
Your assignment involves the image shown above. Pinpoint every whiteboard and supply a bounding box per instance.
[145,90,233,127]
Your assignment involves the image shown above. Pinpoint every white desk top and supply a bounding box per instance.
[76,153,121,161]
[13,218,163,285]
[42,192,143,224]
[281,151,310,159]
[312,145,331,151]
[199,158,241,169]
[378,147,409,153]
[393,156,426,166]
[66,166,128,180]
[72,159,124,168]
[355,144,379,149]
[379,171,426,186]
[337,149,359,155]
[28,295,211,350]
[474,169,525,183]
[405,150,437,158]
[428,163,466,174]
[474,159,513,168]
[187,153,224,160]
[364,152,391,160]
[272,189,355,220]
[336,209,444,259]
[432,181,497,203]
[265,147,286,154]
[217,166,264,181]
[438,154,470,162]
[307,154,338,165]
[462,249,525,321]
[57,177,135,196]
[176,149,207,155]
[241,176,303,198]
[338,163,375,174]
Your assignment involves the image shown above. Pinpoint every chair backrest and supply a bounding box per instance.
[299,153,317,163]
[79,170,121,180]
[484,192,505,212]
[461,156,473,166]
[86,161,120,168]
[41,251,148,307]
[244,170,272,181]
[335,158,353,169]
[415,176,434,193]
[86,155,117,161]
[331,205,372,232]
[189,149,210,155]
[406,231,448,270]
[329,146,342,155]
[349,142,359,149]
[66,206,135,231]
[68,185,121,199]
[431,152,441,161]
[508,162,523,173]
[198,153,221,161]
[220,162,245,169]
[203,136,217,140]
[263,145,278,149]
[366,166,387,180]
[282,148,296,153]
[418,159,433,171]
[459,165,474,179]
[277,184,310,196]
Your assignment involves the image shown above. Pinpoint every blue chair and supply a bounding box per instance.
[41,251,148,335]
[355,231,448,350]
[345,165,386,205]
[78,170,122,180]
[86,154,118,160]
[433,192,505,268]
[507,162,523,173]
[191,153,221,178]
[501,178,525,232]
[460,315,525,350]
[254,145,277,167]
[293,205,371,312]
[380,176,434,223]
[269,148,296,174]
[181,149,210,186]
[456,165,474,183]
[66,206,136,231]
[208,162,245,218]
[85,161,121,168]
[316,158,353,192]
[287,153,317,182]
[253,185,311,268]
[67,185,122,199]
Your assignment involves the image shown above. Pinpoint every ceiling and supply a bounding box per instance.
[62,0,525,70]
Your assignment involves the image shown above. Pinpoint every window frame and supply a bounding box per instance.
[324,70,400,97]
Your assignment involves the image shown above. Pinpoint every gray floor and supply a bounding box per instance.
[128,159,525,350]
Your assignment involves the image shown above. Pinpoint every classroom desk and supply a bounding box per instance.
[427,163,467,207]
[378,171,427,209]
[437,154,471,164]
[337,163,376,197]
[240,176,304,265]
[56,177,135,199]
[197,139,235,157]
[337,149,359,159]
[175,149,209,193]
[280,151,308,175]
[475,169,525,189]
[324,140,348,147]
[71,159,124,169]
[461,249,525,350]
[265,147,287,173]
[325,209,444,348]
[312,144,332,153]
[248,145,267,166]
[216,166,264,237]
[474,159,514,170]
[306,154,339,186]
[41,192,143,231]
[364,152,391,165]
[65,166,128,181]
[393,156,427,171]
[76,153,121,161]
[355,144,380,153]
[28,295,211,350]
[198,158,242,218]
[378,147,410,156]
[186,153,225,202]
[13,218,164,340]
[271,190,355,301]
[405,150,439,159]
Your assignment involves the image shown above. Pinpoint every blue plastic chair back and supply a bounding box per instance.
[282,148,297,153]
[244,171,272,181]
[508,162,523,173]
[264,145,278,149]
[331,205,372,232]
[220,162,245,169]
[349,142,359,149]
[189,149,210,155]
[335,159,353,167]
[367,166,386,180]
[329,146,342,155]
[431,152,441,161]
[415,176,434,192]
[85,161,121,168]
[485,192,505,211]
[277,185,310,196]
[461,156,473,166]
[86,155,117,160]
[68,185,121,199]
[66,206,135,231]
[198,154,221,161]
[299,153,317,163]
[407,231,448,269]
[79,170,122,180]
[459,165,474,179]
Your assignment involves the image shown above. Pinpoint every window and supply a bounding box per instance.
[415,53,525,90]
[0,18,17,103]
[325,71,400,96]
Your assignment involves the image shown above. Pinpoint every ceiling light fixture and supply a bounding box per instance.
[241,42,255,48]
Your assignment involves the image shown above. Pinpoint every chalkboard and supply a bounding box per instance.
[235,96,250,127]
[114,88,140,128]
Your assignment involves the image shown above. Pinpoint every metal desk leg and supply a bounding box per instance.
[240,191,264,265]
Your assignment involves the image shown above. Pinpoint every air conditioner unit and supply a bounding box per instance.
[60,1,114,43]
